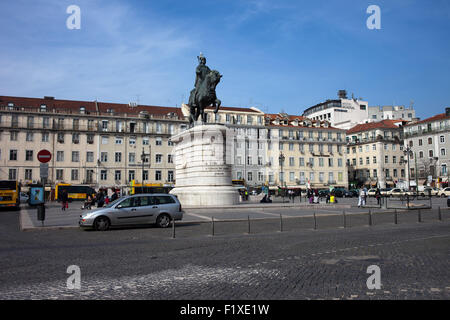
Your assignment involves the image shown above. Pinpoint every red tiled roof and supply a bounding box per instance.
[0,95,185,119]
[403,113,450,126]
[346,120,405,134]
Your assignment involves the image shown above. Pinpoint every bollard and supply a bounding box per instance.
[211,217,215,236]
[368,210,372,226]
[247,215,251,234]
[407,194,410,209]
[313,211,317,230]
[343,210,347,228]
[394,209,398,225]
[418,209,422,223]
[280,214,283,232]
[172,219,176,238]
[37,204,45,227]
[438,206,442,221]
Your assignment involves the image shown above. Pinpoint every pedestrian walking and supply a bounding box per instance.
[97,190,105,208]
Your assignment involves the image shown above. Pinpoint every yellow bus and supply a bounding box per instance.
[0,180,20,209]
[55,183,96,201]
[130,181,173,195]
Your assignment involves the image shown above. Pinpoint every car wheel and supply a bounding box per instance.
[156,214,171,228]
[94,216,110,231]
[441,194,446,198]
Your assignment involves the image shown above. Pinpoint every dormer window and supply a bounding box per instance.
[40,104,47,112]
[80,106,86,114]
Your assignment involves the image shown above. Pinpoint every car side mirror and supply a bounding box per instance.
[116,204,123,209]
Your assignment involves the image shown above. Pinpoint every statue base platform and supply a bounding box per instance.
[169,124,239,206]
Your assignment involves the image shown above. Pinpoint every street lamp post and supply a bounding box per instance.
[403,146,413,190]
[279,152,285,201]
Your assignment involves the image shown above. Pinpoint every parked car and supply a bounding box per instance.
[332,188,346,197]
[367,188,377,197]
[418,187,439,197]
[348,189,359,197]
[318,189,330,198]
[387,188,406,197]
[380,188,392,196]
[439,187,450,198]
[79,193,184,231]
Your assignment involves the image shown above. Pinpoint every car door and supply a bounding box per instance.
[132,196,159,224]
[112,197,142,225]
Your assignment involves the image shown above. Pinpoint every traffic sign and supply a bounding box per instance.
[37,149,52,163]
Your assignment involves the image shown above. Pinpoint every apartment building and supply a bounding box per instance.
[263,114,348,189]
[346,120,407,189]
[403,108,450,188]
[0,96,186,189]
[368,105,417,122]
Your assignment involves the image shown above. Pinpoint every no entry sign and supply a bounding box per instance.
[37,149,52,163]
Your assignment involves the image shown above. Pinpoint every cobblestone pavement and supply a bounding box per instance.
[0,209,449,299]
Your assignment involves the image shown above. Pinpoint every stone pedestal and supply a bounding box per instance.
[169,124,239,206]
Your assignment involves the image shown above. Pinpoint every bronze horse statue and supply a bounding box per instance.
[188,69,222,126]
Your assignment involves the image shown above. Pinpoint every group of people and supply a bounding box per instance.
[306,188,319,204]
[60,188,120,211]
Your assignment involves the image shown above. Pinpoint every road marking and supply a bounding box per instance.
[253,210,282,217]
[184,212,214,221]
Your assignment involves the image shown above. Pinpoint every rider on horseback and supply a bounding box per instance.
[188,53,222,126]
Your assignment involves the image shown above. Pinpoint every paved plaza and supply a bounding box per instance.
[0,196,449,300]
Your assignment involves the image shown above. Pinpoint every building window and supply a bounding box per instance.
[26,132,34,142]
[87,134,94,144]
[71,169,79,181]
[156,154,162,163]
[72,151,80,162]
[115,137,123,144]
[72,133,80,144]
[168,171,174,182]
[142,170,148,181]
[23,169,32,181]
[10,131,18,141]
[115,170,121,181]
[100,170,107,180]
[385,156,389,163]
[155,170,162,181]
[42,132,49,142]
[115,152,122,162]
[428,137,433,144]
[441,148,446,156]
[56,169,64,180]
[128,170,135,182]
[419,139,423,146]
[86,152,94,162]
[24,150,33,161]
[10,150,18,161]
[440,136,445,143]
[156,137,162,146]
[248,172,253,182]
[429,150,434,157]
[57,151,64,162]
[143,137,150,145]
[101,136,109,144]
[9,169,17,180]
[168,154,173,164]
[129,153,135,163]
[101,152,108,162]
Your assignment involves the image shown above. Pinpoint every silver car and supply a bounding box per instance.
[79,193,184,231]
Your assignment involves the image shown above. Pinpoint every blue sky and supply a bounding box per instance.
[0,0,449,119]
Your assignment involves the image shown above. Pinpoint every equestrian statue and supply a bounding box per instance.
[188,53,222,127]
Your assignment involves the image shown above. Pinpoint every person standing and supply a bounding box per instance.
[97,190,105,208]
[110,189,118,202]
[61,189,69,211]
[375,187,381,205]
